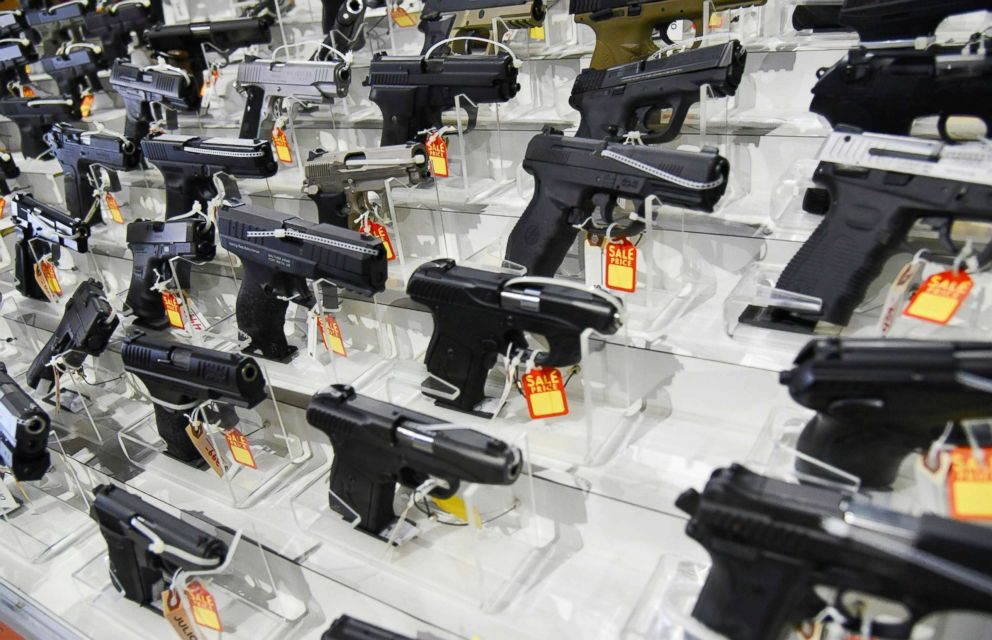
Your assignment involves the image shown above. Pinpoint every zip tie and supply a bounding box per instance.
[601,149,725,190]
[141,62,193,86]
[925,422,955,469]
[245,227,380,255]
[271,40,352,67]
[423,37,523,68]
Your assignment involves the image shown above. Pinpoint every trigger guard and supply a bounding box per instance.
[462,103,480,132]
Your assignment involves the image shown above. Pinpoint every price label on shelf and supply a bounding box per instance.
[271,125,293,163]
[80,94,94,118]
[360,220,395,261]
[162,291,185,330]
[427,133,449,177]
[162,587,200,640]
[34,259,62,301]
[522,367,569,419]
[390,7,417,27]
[185,581,222,632]
[224,428,257,469]
[903,270,973,325]
[604,239,637,292]
[947,447,992,521]
[103,192,125,224]
[316,313,347,357]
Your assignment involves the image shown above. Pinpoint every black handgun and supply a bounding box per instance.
[302,143,431,227]
[46,121,143,224]
[739,130,992,331]
[0,362,51,481]
[142,17,273,95]
[0,96,80,158]
[791,2,843,32]
[109,60,201,142]
[82,0,156,63]
[124,218,216,328]
[780,338,992,488]
[0,150,20,195]
[504,128,729,277]
[365,51,520,145]
[323,616,423,640]
[838,0,992,42]
[90,484,228,606]
[26,279,119,392]
[571,40,747,142]
[0,11,36,43]
[407,258,624,413]
[318,0,366,56]
[217,198,387,361]
[12,192,90,302]
[307,384,522,537]
[140,134,277,218]
[677,464,992,640]
[418,0,546,55]
[24,0,89,55]
[0,39,36,87]
[121,334,267,463]
[810,40,992,140]
[37,47,102,106]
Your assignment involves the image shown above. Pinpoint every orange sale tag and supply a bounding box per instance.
[185,581,222,632]
[947,447,992,521]
[522,367,569,419]
[39,260,62,298]
[80,94,94,118]
[709,13,724,28]
[427,133,448,178]
[903,270,973,325]
[271,126,292,163]
[19,85,34,98]
[605,239,637,293]
[224,427,257,469]
[104,192,124,224]
[162,587,201,640]
[360,221,395,261]
[529,26,545,40]
[390,7,417,27]
[162,291,185,329]
[317,313,347,357]
[0,197,6,220]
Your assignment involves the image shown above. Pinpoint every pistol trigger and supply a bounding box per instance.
[926,217,957,254]
[590,192,614,226]
[461,102,479,133]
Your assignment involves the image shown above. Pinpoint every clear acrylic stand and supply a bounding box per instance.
[0,441,99,563]
[117,369,320,508]
[621,555,726,640]
[74,522,311,638]
[290,431,558,612]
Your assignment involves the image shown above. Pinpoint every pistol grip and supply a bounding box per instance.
[26,338,57,390]
[102,526,159,605]
[162,170,201,219]
[423,319,495,413]
[14,237,47,301]
[370,86,426,146]
[123,100,152,142]
[795,414,921,489]
[505,178,580,277]
[126,251,169,329]
[238,84,266,139]
[417,15,456,55]
[647,95,692,144]
[236,261,296,361]
[19,122,49,159]
[583,16,658,70]
[153,403,202,463]
[310,190,350,227]
[329,452,397,535]
[63,163,99,224]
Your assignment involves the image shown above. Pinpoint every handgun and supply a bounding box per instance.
[810,39,992,141]
[121,334,267,463]
[838,0,992,42]
[124,218,216,329]
[109,60,201,142]
[0,150,20,195]
[677,464,992,640]
[12,192,90,302]
[307,384,522,536]
[24,0,89,55]
[90,484,228,606]
[46,121,143,224]
[569,0,765,70]
[217,198,388,361]
[140,134,277,218]
[302,143,431,227]
[0,11,36,43]
[504,128,729,277]
[235,57,350,139]
[779,337,992,488]
[365,51,520,145]
[26,279,118,392]
[407,258,624,413]
[418,0,546,55]
[143,16,274,95]
[37,46,102,106]
[82,0,156,63]
[0,96,80,158]
[0,362,51,481]
[571,40,747,142]
[739,130,992,331]
[318,0,366,56]
[0,39,36,87]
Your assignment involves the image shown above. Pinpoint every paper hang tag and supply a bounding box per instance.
[185,581,222,632]
[604,239,637,292]
[360,221,395,261]
[271,126,292,163]
[903,270,974,325]
[180,291,207,334]
[19,85,34,98]
[0,477,20,516]
[224,427,257,469]
[390,7,417,27]
[80,94,94,118]
[162,587,201,640]
[876,258,925,335]
[316,313,347,357]
[432,495,483,528]
[947,447,992,521]
[185,421,227,478]
[162,291,185,330]
[34,259,62,302]
[0,196,6,220]
[522,367,569,419]
[103,191,124,224]
[199,68,220,99]
[529,26,545,40]
[426,133,448,178]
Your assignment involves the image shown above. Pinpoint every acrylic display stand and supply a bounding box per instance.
[291,432,558,612]
[621,555,725,640]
